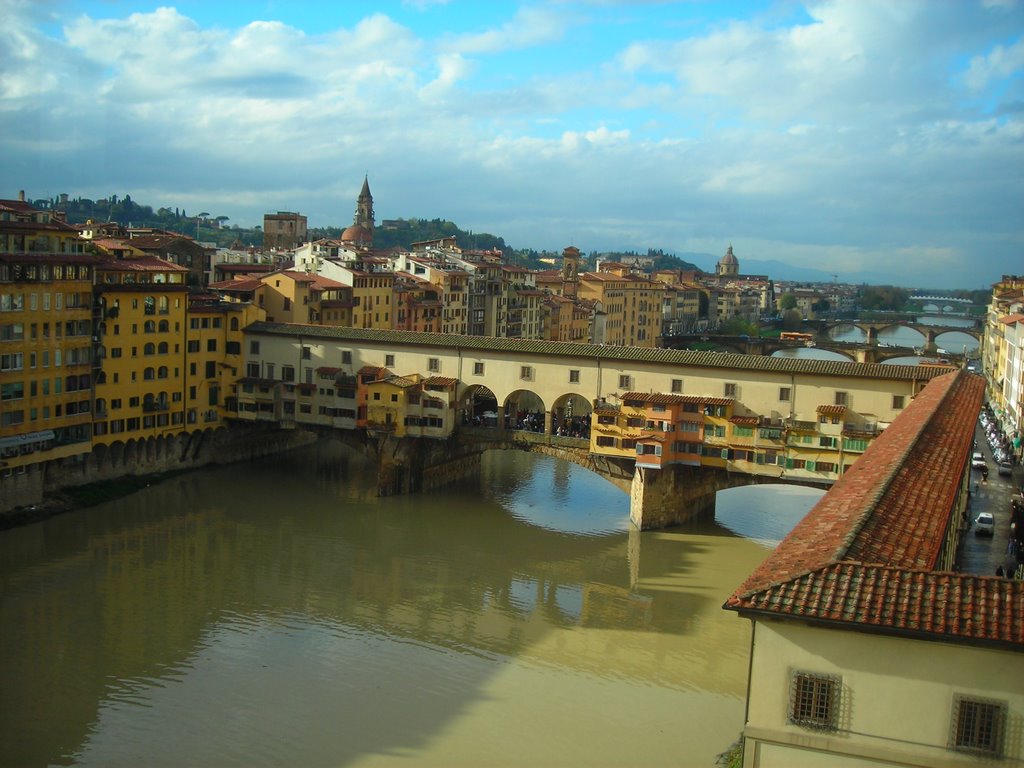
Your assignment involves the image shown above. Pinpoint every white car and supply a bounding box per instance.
[998,462,1013,477]
[972,452,987,470]
[975,512,995,536]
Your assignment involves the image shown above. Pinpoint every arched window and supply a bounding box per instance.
[144,296,155,315]
[230,317,239,331]
[144,320,156,333]
[158,296,169,315]
[157,366,168,379]
[158,341,169,354]
[144,367,155,380]
[144,343,156,355]
[158,320,169,332]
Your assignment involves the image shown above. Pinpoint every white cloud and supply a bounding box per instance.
[0,0,1021,287]
[443,6,570,55]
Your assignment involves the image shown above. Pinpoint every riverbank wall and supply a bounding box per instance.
[0,424,318,528]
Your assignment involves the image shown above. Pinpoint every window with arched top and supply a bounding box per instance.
[144,320,156,333]
[158,342,168,354]
[144,343,156,355]
[158,320,169,332]
[144,367,155,380]
[144,296,155,315]
[230,317,239,331]
[157,366,168,379]
[158,296,169,315]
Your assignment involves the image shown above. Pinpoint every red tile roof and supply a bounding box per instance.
[621,392,733,406]
[816,404,847,416]
[725,370,1023,650]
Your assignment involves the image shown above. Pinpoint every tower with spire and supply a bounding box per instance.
[341,176,375,246]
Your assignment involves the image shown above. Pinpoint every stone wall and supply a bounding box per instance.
[0,424,318,523]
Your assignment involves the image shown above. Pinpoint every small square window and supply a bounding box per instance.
[951,696,1005,755]
[385,354,395,367]
[474,362,484,375]
[342,351,352,364]
[789,672,840,731]
[569,369,580,383]
[779,387,791,402]
[892,394,905,409]
[521,366,533,381]
[671,379,682,393]
[724,383,737,398]
[428,358,440,372]
[619,374,631,389]
[835,391,848,406]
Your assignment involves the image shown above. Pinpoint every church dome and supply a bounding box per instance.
[341,223,372,245]
[717,245,739,276]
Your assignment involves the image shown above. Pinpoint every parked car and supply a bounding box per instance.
[998,462,1013,477]
[972,452,987,470]
[975,512,995,536]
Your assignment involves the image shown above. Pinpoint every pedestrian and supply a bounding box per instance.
[982,466,989,482]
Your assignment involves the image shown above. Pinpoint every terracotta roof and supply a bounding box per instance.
[725,371,1024,650]
[622,392,733,407]
[94,255,189,272]
[729,416,760,426]
[424,376,458,387]
[816,404,848,416]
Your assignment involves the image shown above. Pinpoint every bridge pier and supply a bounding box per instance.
[630,464,722,530]
[372,434,484,496]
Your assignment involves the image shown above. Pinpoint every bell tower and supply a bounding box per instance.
[562,246,581,298]
[354,175,375,233]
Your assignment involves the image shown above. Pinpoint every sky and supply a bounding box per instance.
[2,0,1022,288]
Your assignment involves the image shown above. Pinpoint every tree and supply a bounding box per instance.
[779,293,797,311]
[782,309,803,330]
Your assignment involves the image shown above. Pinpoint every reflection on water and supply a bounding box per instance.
[0,441,822,768]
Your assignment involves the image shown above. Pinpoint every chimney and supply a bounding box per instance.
[18,190,25,202]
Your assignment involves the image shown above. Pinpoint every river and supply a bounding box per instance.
[0,440,823,768]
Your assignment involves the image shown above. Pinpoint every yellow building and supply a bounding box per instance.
[186,296,265,428]
[0,252,98,483]
[578,270,662,347]
[351,269,395,330]
[253,269,351,325]
[92,255,191,445]
[365,373,458,439]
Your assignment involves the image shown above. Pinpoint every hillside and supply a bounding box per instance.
[33,193,703,273]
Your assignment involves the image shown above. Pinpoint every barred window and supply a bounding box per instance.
[789,672,840,730]
[724,382,737,398]
[619,374,632,388]
[521,366,533,381]
[474,362,484,375]
[951,696,1005,755]
[671,378,683,393]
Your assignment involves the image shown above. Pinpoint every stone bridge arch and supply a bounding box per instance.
[457,384,499,426]
[503,388,546,432]
[550,393,592,438]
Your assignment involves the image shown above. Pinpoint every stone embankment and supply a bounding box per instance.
[1,424,317,529]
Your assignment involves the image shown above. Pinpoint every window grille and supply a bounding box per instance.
[950,696,1005,755]
[789,672,840,730]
